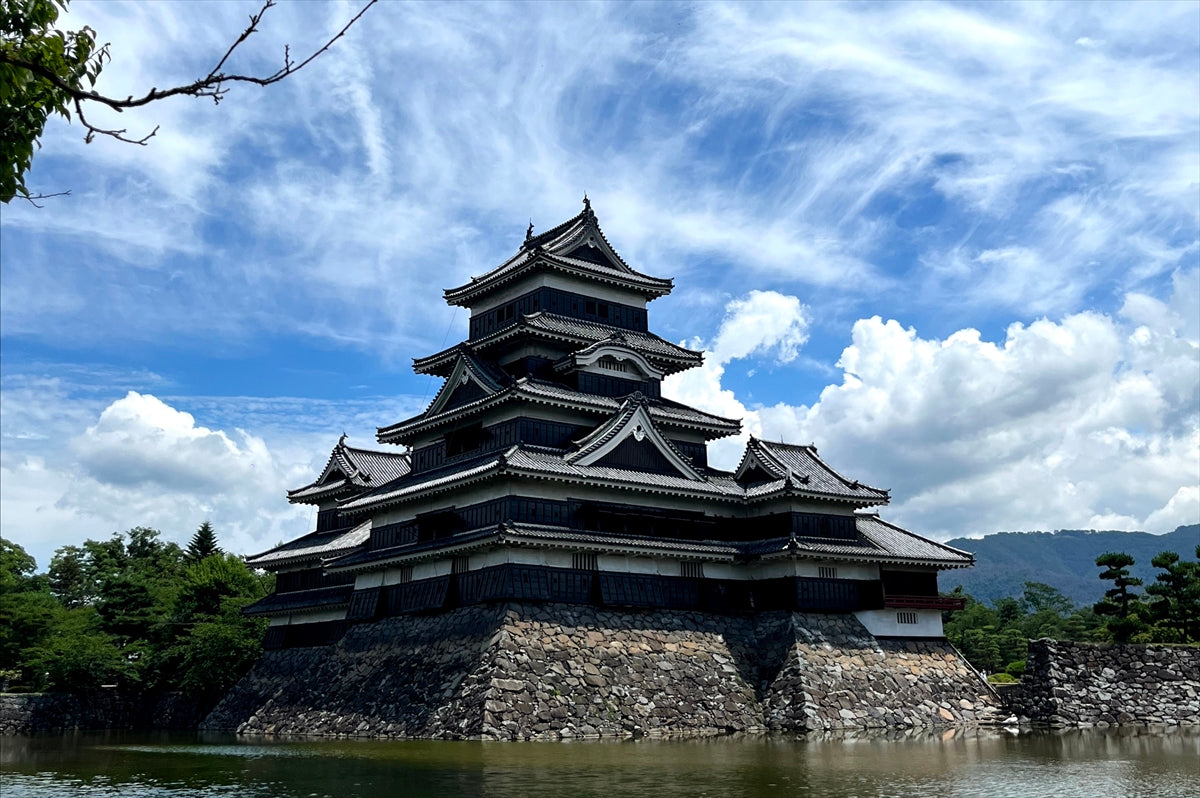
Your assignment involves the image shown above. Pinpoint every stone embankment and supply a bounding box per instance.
[0,691,204,735]
[202,602,999,739]
[1002,639,1200,727]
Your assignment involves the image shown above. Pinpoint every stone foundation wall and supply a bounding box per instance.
[203,603,999,739]
[763,614,995,731]
[0,691,206,735]
[1006,640,1200,727]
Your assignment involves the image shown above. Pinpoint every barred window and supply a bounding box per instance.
[680,561,704,579]
[397,565,413,584]
[897,611,918,625]
[452,556,470,574]
[818,566,837,580]
[573,552,598,571]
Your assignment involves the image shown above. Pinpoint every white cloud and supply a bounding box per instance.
[72,392,285,494]
[664,290,810,464]
[5,1,1194,356]
[668,280,1200,539]
[0,383,416,569]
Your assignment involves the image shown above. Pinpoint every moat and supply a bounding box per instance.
[2,727,1197,798]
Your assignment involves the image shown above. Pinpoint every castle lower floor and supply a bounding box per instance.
[204,603,1001,739]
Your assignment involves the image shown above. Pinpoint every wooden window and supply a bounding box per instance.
[573,552,598,571]
[897,611,918,625]
[818,566,838,580]
[680,561,704,579]
[397,565,413,584]
[452,556,470,574]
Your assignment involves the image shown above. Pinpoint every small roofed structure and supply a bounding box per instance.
[247,201,971,650]
[244,436,408,649]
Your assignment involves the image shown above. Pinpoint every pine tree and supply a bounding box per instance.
[1094,551,1145,643]
[1145,549,1200,643]
[186,522,220,562]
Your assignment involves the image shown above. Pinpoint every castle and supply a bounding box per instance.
[216,201,991,738]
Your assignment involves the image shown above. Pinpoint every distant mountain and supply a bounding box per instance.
[941,524,1199,607]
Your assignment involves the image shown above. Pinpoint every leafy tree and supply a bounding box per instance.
[186,522,221,562]
[0,0,103,203]
[1020,581,1075,616]
[0,539,61,684]
[0,0,375,204]
[163,553,270,698]
[0,538,39,591]
[24,607,131,692]
[5,525,275,697]
[1094,551,1146,643]
[1145,549,1200,643]
[46,544,89,607]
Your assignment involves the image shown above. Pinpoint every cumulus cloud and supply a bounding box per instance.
[664,290,810,463]
[0,386,371,569]
[73,392,278,494]
[668,278,1199,539]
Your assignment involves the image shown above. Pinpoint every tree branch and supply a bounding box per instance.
[18,190,71,208]
[1,0,377,114]
[73,97,158,145]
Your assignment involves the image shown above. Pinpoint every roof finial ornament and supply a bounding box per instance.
[582,193,592,216]
[339,432,348,446]
[525,219,534,241]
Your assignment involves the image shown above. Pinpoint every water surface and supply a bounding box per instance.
[2,727,1196,797]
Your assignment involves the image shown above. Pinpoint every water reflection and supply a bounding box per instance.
[2,727,1197,798]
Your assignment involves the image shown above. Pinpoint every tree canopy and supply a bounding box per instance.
[1,526,271,699]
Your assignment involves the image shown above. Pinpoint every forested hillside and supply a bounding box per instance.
[943,524,1199,606]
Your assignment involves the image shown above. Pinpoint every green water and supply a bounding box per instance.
[1,728,1196,797]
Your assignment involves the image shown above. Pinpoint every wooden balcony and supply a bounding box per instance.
[883,594,967,611]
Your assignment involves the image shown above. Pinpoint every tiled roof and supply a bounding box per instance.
[245,520,371,568]
[326,522,743,572]
[365,425,893,516]
[736,438,889,504]
[242,584,354,616]
[340,451,508,512]
[853,514,974,566]
[506,446,737,497]
[377,377,740,444]
[743,515,972,567]
[342,439,747,516]
[327,514,970,573]
[287,437,410,504]
[444,202,674,306]
[412,312,702,377]
[522,313,701,364]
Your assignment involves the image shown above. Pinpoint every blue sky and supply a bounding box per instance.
[2,0,1197,569]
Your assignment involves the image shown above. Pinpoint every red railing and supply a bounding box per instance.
[883,594,966,611]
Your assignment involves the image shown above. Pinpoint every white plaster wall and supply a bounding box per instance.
[854,609,944,638]
[356,571,384,589]
[793,561,878,580]
[413,560,451,580]
[278,608,347,626]
[472,549,573,569]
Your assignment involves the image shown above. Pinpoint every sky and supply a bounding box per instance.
[1,0,1197,570]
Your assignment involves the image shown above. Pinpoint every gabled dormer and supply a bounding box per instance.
[553,333,665,398]
[424,350,510,418]
[567,394,706,481]
[287,435,412,507]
